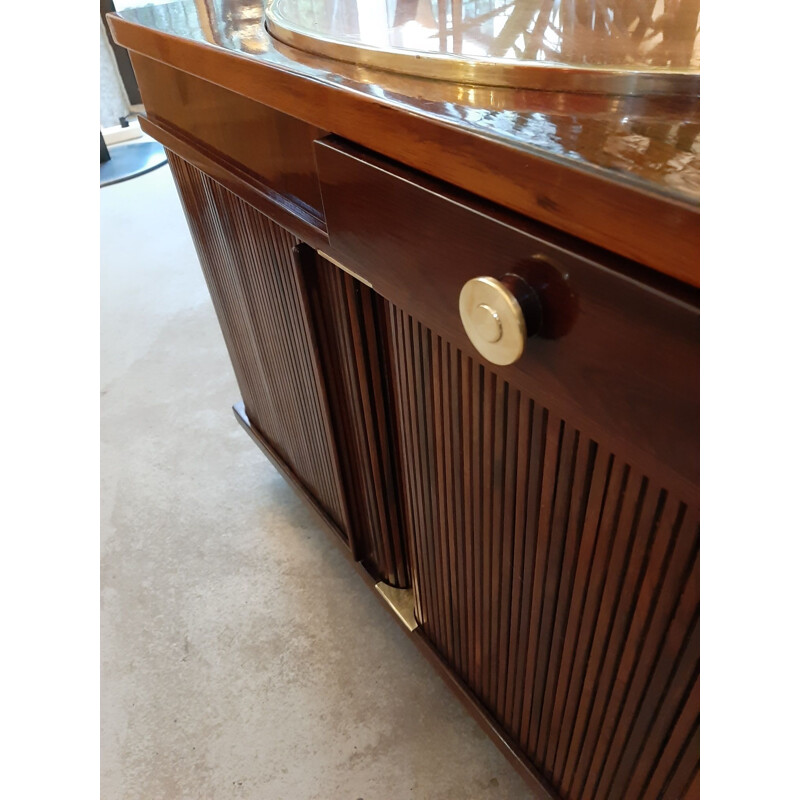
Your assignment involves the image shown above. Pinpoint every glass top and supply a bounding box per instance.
[266,0,700,94]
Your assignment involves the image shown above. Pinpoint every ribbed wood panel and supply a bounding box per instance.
[167,153,350,537]
[389,307,699,800]
[303,254,410,587]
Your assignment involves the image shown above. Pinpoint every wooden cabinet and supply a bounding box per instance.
[166,143,698,798]
[108,11,699,795]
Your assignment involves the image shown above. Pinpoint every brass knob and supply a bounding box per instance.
[459,275,541,365]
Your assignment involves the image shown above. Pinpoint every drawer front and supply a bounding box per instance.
[315,137,699,496]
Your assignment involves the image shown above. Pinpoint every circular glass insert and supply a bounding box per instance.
[266,0,700,95]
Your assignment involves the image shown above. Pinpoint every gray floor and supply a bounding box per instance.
[100,164,538,799]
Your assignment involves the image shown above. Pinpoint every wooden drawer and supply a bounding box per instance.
[315,136,699,496]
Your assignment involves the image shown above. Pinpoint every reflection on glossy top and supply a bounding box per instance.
[113,0,699,202]
[268,0,699,71]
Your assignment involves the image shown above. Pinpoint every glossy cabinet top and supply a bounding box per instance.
[113,0,699,205]
[266,0,699,95]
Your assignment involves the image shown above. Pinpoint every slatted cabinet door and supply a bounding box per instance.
[301,251,411,588]
[167,152,352,544]
[388,309,699,800]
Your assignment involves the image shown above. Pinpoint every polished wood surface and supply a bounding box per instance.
[389,304,699,799]
[316,136,699,495]
[140,113,329,250]
[107,3,699,286]
[132,54,327,222]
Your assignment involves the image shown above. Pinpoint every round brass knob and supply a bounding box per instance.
[473,303,502,343]
[459,275,541,365]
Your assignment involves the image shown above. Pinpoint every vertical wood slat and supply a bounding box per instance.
[389,304,426,612]
[302,255,411,587]
[389,307,699,800]
[166,152,350,538]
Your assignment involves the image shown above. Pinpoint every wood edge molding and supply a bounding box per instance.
[140,114,329,251]
[106,14,699,287]
[233,400,559,799]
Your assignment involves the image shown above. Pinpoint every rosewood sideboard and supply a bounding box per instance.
[108,3,699,797]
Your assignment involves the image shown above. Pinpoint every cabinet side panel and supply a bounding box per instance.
[389,307,699,800]
[303,255,411,587]
[167,152,350,537]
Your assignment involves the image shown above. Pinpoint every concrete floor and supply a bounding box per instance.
[100,164,539,799]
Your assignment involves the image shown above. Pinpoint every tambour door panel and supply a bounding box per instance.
[301,251,411,588]
[316,136,699,496]
[166,152,351,542]
[388,308,699,800]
